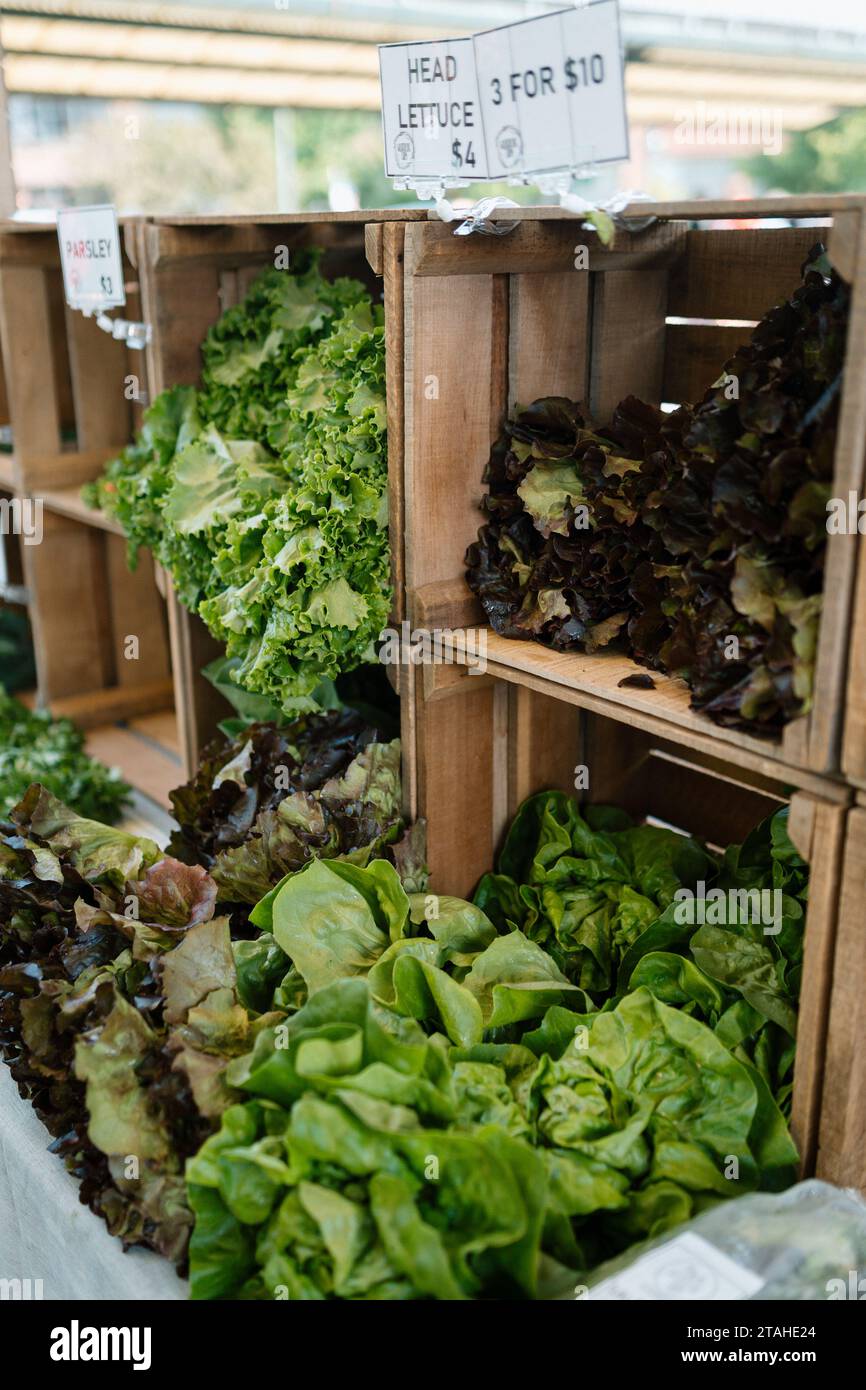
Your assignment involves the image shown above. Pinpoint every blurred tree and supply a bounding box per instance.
[66,105,277,213]
[292,109,404,209]
[742,109,866,194]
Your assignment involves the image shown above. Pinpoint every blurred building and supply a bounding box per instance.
[1,0,865,212]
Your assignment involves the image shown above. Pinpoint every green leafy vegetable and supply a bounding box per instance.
[525,987,797,1263]
[85,257,390,715]
[475,790,808,1119]
[188,978,552,1300]
[0,687,130,822]
[466,246,848,733]
[476,791,713,996]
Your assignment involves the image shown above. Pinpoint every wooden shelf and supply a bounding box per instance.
[39,485,124,535]
[50,680,175,730]
[436,627,848,801]
[86,714,183,811]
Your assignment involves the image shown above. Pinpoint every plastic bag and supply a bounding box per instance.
[567,1181,866,1301]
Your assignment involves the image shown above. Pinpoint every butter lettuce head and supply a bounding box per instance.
[257,855,580,1045]
[526,986,797,1258]
[475,791,713,996]
[187,978,551,1301]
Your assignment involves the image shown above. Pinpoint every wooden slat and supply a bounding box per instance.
[0,343,9,427]
[399,657,418,825]
[148,220,367,268]
[842,534,866,782]
[585,714,785,841]
[22,447,121,492]
[414,578,482,630]
[810,207,866,773]
[445,196,859,223]
[46,267,76,436]
[579,714,654,823]
[422,659,494,702]
[0,452,17,490]
[23,510,112,700]
[140,250,221,395]
[789,796,846,1175]
[781,714,812,768]
[166,588,231,777]
[404,268,501,602]
[662,323,749,405]
[408,219,686,279]
[106,536,171,688]
[437,626,850,800]
[650,752,784,845]
[402,223,508,606]
[508,270,590,409]
[0,227,64,268]
[129,709,180,759]
[816,807,866,1186]
[590,265,672,420]
[50,679,175,729]
[508,684,581,815]
[158,211,426,227]
[492,682,510,853]
[40,482,124,533]
[827,208,862,285]
[65,300,131,454]
[0,264,62,467]
[365,223,384,277]
[415,678,498,897]
[667,227,818,322]
[382,223,407,627]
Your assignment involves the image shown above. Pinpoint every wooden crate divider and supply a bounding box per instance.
[411,658,849,1179]
[386,202,866,786]
[383,201,864,1190]
[816,807,866,1187]
[0,220,173,725]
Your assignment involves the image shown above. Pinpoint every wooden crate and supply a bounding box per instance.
[0,219,173,725]
[138,211,424,775]
[382,198,866,784]
[842,535,866,787]
[410,658,849,1178]
[817,803,866,1187]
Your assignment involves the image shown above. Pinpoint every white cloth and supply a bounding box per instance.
[0,1064,187,1301]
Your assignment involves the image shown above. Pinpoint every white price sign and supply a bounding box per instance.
[379,38,489,182]
[57,204,125,313]
[474,1,629,180]
[586,1233,764,1301]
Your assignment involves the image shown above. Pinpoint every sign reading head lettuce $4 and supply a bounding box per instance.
[379,37,489,182]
